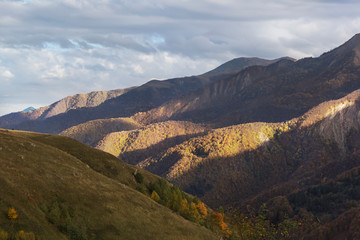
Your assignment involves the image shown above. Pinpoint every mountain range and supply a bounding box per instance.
[2,34,360,239]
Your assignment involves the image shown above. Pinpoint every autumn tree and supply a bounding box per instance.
[151,191,160,202]
[8,207,18,220]
[211,212,231,236]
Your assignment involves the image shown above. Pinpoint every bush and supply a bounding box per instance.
[134,172,144,184]
[8,207,18,220]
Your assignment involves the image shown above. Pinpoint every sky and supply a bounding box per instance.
[0,0,360,116]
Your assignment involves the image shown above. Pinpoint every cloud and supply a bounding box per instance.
[0,0,359,116]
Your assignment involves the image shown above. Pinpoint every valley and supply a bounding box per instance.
[2,34,360,239]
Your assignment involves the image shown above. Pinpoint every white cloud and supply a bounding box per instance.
[0,0,359,116]
[0,67,14,79]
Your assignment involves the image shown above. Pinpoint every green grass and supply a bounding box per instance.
[0,129,217,240]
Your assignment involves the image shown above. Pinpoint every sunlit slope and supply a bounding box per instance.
[59,117,141,146]
[0,129,217,240]
[96,121,208,165]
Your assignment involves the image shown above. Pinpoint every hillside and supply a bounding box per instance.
[96,121,208,165]
[59,117,141,146]
[0,88,132,129]
[0,129,218,240]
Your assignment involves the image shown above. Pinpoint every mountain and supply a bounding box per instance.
[97,88,360,239]
[0,129,218,239]
[134,34,360,127]
[202,56,295,75]
[0,57,287,133]
[3,34,360,239]
[0,88,133,129]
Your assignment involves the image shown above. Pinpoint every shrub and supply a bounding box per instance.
[8,207,18,220]
[151,191,161,202]
[134,172,144,184]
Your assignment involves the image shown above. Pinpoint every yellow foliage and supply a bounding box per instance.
[196,202,208,216]
[151,191,160,202]
[8,207,18,220]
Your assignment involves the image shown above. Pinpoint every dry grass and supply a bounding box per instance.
[0,129,217,240]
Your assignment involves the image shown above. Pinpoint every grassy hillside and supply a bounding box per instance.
[59,117,141,146]
[0,129,218,240]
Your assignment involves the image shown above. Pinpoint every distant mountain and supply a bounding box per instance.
[0,57,286,133]
[203,56,295,75]
[22,106,36,112]
[0,129,218,239]
[0,88,133,129]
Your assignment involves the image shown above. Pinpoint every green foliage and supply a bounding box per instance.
[288,175,360,216]
[228,205,301,240]
[45,200,87,240]
[134,172,144,184]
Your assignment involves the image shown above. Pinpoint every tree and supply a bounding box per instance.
[8,207,18,220]
[196,202,208,217]
[151,191,160,202]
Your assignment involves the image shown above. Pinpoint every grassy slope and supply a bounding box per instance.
[0,129,217,240]
[59,117,141,146]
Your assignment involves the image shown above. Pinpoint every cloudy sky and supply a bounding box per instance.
[0,0,359,116]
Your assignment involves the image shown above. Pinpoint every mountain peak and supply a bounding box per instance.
[343,33,360,48]
[322,33,360,58]
[22,106,36,112]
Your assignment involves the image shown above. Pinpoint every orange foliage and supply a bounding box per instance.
[211,212,231,236]
[196,202,208,216]
[8,207,18,220]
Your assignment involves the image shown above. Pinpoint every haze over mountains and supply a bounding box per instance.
[2,34,360,238]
